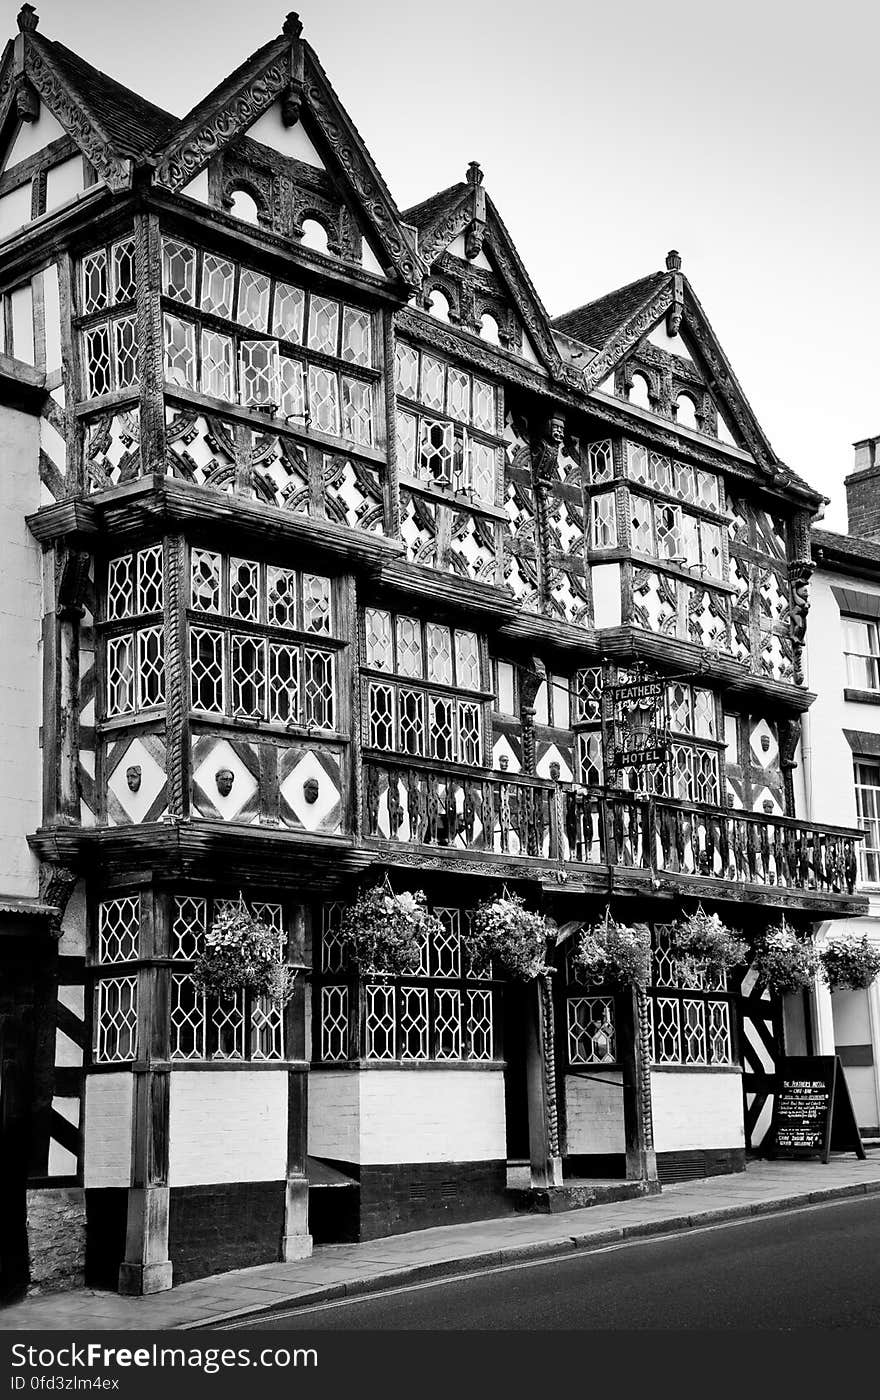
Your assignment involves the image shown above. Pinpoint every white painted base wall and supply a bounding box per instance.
[564,1072,625,1154]
[309,1069,506,1165]
[651,1070,744,1152]
[83,1074,132,1187]
[168,1070,288,1186]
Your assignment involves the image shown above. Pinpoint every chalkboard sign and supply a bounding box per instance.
[763,1056,865,1162]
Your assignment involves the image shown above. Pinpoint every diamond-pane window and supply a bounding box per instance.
[209,991,245,1059]
[236,268,270,331]
[400,986,429,1059]
[419,417,453,484]
[107,555,135,620]
[365,609,393,670]
[114,316,138,388]
[163,314,196,389]
[304,648,334,729]
[303,574,331,634]
[341,376,373,445]
[426,624,453,684]
[229,558,260,622]
[467,439,496,503]
[577,730,604,786]
[267,566,297,628]
[454,631,480,690]
[591,492,618,547]
[656,503,683,560]
[669,683,692,734]
[191,550,221,612]
[170,975,205,1060]
[240,339,279,407]
[321,985,349,1060]
[280,357,305,419]
[396,411,417,473]
[626,441,649,483]
[341,306,372,367]
[630,494,653,553]
[272,282,305,343]
[84,324,112,397]
[421,355,446,412]
[681,511,701,567]
[200,254,235,318]
[432,908,461,977]
[251,996,284,1060]
[447,367,470,422]
[137,545,164,614]
[308,295,340,355]
[458,701,482,765]
[588,440,614,484]
[472,378,495,432]
[172,896,207,958]
[693,688,716,739]
[649,451,672,492]
[671,459,695,501]
[98,896,140,963]
[697,469,721,509]
[94,976,138,1062]
[200,329,234,399]
[368,682,395,749]
[700,520,723,576]
[395,341,419,398]
[395,616,423,678]
[398,688,424,754]
[138,627,165,707]
[161,238,196,304]
[435,988,462,1059]
[106,634,135,716]
[268,643,299,724]
[573,667,602,722]
[82,250,108,314]
[568,996,616,1064]
[365,983,396,1059]
[429,695,455,762]
[308,364,340,435]
[112,238,137,302]
[231,634,265,717]
[468,989,494,1060]
[190,627,224,712]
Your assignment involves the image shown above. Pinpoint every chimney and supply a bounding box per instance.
[845,436,880,540]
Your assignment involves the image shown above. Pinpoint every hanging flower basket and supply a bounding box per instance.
[339,884,441,977]
[819,933,880,991]
[192,896,296,1005]
[668,907,749,982]
[750,919,818,996]
[464,893,553,982]
[572,908,652,990]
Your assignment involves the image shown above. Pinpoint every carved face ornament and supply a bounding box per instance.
[216,768,235,797]
[303,777,320,805]
[126,765,141,793]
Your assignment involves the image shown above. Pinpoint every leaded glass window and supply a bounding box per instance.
[395,341,500,504]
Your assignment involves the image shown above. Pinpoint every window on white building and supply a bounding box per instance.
[854,760,880,884]
[843,617,880,691]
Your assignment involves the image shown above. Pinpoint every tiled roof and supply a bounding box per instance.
[401,184,467,231]
[38,37,177,159]
[552,272,668,348]
[812,528,880,566]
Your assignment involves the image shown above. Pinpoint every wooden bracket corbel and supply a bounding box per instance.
[666,249,684,336]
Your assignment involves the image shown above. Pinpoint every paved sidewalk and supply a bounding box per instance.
[4,1151,880,1331]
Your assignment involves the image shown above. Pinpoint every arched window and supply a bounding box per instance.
[628,371,652,410]
[227,188,260,226]
[675,392,698,429]
[427,288,451,323]
[300,217,330,254]
[479,312,500,345]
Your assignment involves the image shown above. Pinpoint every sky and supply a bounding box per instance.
[18,0,879,528]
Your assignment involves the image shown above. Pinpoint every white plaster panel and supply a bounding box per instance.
[359,1070,506,1164]
[83,1074,132,1187]
[6,106,66,166]
[308,1070,360,1163]
[247,105,324,166]
[11,285,34,364]
[564,1072,625,1153]
[180,169,210,204]
[45,156,85,215]
[43,262,62,373]
[650,1069,744,1152]
[591,563,622,628]
[168,1070,287,1186]
[0,183,33,240]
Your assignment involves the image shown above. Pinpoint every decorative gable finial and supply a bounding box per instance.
[666,249,682,272]
[17,4,38,30]
[466,160,484,187]
[283,11,303,37]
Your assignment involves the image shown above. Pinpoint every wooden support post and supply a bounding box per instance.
[525,974,563,1188]
[118,891,172,1295]
[282,905,311,1263]
[617,986,658,1184]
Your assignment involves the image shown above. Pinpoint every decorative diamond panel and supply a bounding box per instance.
[98,897,139,964]
[279,748,342,833]
[568,996,616,1064]
[105,734,168,825]
[191,736,259,822]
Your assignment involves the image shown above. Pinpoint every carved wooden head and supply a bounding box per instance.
[216,768,235,797]
[125,765,142,793]
[303,777,320,805]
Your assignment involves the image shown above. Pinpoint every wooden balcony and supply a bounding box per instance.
[362,757,866,913]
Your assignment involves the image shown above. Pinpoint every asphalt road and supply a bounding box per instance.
[241,1195,880,1330]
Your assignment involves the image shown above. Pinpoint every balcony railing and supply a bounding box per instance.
[363,758,862,901]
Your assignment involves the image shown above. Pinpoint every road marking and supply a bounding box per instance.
[216,1191,878,1328]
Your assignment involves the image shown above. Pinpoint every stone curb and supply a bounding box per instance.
[181,1178,880,1330]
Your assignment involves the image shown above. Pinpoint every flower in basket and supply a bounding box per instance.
[750,919,818,996]
[669,907,748,982]
[339,884,442,977]
[465,894,553,981]
[572,908,652,990]
[819,933,880,992]
[192,896,296,1004]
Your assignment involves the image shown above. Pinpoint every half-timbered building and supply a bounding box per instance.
[0,7,866,1296]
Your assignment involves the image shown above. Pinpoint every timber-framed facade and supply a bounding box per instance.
[0,7,866,1296]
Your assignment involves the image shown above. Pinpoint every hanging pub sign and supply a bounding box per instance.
[762,1056,865,1162]
[606,667,671,780]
